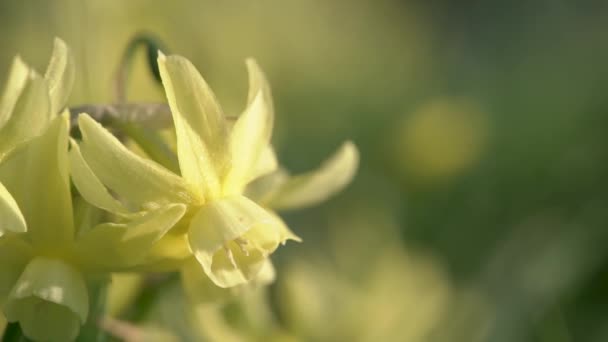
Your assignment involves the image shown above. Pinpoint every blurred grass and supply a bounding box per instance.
[2,0,608,341]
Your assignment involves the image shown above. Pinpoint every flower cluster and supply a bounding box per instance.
[0,38,358,341]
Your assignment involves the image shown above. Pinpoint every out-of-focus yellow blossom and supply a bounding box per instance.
[391,98,487,185]
[70,53,358,291]
[278,246,452,342]
[133,279,295,342]
[0,113,185,341]
[124,208,491,342]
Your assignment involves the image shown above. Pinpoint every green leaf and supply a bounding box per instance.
[158,53,229,198]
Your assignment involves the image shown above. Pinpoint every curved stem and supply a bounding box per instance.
[1,323,27,342]
[113,33,169,103]
[68,103,237,130]
[69,103,172,130]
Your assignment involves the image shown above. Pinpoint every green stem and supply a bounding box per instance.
[76,278,110,342]
[123,273,178,323]
[2,323,29,342]
[114,33,170,103]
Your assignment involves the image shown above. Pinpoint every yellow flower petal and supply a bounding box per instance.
[158,53,229,198]
[12,299,82,342]
[254,258,277,286]
[267,141,359,210]
[75,203,186,271]
[251,146,279,181]
[188,196,274,256]
[0,114,73,248]
[68,139,130,216]
[188,196,297,288]
[269,211,302,244]
[136,231,192,272]
[199,245,267,289]
[244,168,289,205]
[0,56,29,129]
[78,114,197,210]
[44,37,75,114]
[0,70,51,159]
[5,257,88,342]
[0,181,27,235]
[224,60,274,193]
[180,257,238,304]
[181,257,277,305]
[188,196,296,287]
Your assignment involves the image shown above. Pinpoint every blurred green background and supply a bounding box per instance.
[2,1,608,341]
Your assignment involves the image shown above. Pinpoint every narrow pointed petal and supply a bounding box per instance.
[75,204,186,271]
[68,140,130,216]
[244,168,289,203]
[270,211,302,244]
[245,59,274,115]
[158,53,229,198]
[224,60,274,193]
[0,71,51,159]
[5,257,88,342]
[188,196,294,287]
[251,146,278,180]
[0,182,27,234]
[78,114,197,210]
[0,114,73,247]
[0,236,31,307]
[267,141,359,210]
[0,56,29,129]
[44,37,76,114]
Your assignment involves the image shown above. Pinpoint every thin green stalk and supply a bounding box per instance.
[113,33,169,103]
[2,323,26,342]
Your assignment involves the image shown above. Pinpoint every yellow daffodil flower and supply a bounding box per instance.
[0,38,74,161]
[70,53,358,291]
[0,37,75,239]
[0,113,185,341]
